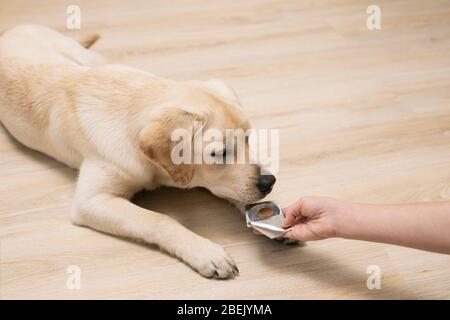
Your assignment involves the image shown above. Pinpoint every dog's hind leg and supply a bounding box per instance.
[57,32,106,67]
[0,25,105,67]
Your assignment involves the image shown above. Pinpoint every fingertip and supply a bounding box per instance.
[282,215,294,227]
[282,220,292,228]
[285,225,309,242]
[252,228,262,235]
[284,230,297,240]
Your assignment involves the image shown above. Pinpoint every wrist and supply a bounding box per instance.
[332,200,362,239]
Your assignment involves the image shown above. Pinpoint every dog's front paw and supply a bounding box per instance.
[182,237,238,279]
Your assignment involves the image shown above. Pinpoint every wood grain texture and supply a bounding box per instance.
[1,0,450,299]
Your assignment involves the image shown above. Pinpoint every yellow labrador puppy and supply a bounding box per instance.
[0,25,276,279]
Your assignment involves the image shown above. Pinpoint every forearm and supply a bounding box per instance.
[336,201,450,254]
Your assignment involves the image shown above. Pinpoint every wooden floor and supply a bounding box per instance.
[1,0,450,299]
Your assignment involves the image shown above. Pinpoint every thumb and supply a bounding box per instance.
[284,224,319,241]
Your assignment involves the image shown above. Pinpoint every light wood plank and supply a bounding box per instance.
[1,0,449,299]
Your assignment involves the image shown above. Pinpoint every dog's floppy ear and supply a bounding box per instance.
[138,108,203,186]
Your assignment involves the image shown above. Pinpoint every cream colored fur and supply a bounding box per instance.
[0,25,269,279]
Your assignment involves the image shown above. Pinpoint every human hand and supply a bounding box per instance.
[282,197,345,241]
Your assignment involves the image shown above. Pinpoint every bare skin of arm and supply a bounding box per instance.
[282,197,450,254]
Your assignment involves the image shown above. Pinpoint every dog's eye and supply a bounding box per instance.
[211,149,226,157]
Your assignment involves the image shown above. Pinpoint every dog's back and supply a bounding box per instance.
[0,24,103,66]
[0,25,104,167]
[0,25,162,173]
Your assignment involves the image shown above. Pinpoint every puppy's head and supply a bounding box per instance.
[138,79,275,204]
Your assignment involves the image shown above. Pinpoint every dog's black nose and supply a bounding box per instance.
[256,174,276,194]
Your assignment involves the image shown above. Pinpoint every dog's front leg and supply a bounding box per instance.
[70,160,238,279]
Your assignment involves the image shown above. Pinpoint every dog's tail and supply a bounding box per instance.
[79,33,100,49]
